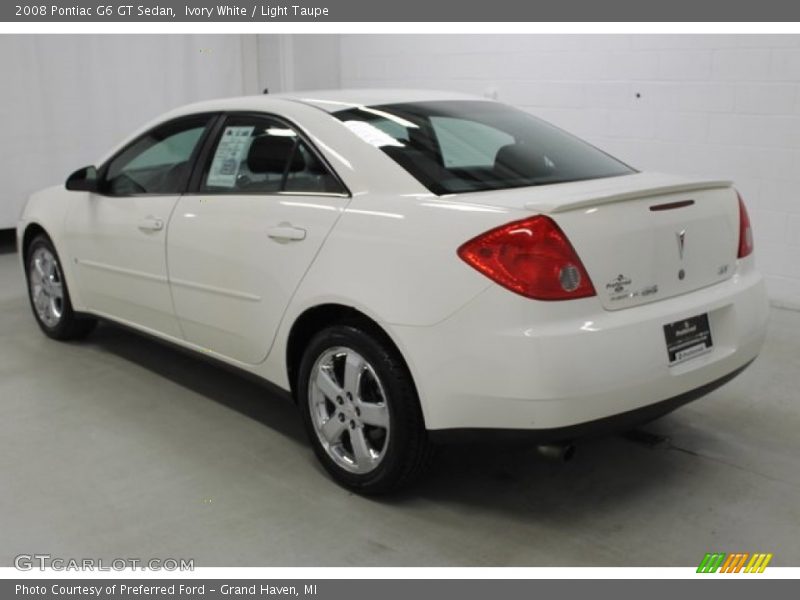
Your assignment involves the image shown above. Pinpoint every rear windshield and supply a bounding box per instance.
[333,100,634,195]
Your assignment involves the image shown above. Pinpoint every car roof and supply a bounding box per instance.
[164,89,488,119]
[278,88,487,111]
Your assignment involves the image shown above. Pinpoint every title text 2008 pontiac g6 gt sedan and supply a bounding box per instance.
[18,90,769,493]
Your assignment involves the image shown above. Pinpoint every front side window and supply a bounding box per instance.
[101,115,212,195]
[199,116,345,195]
[334,100,634,195]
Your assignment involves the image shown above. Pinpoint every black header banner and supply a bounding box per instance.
[3,0,800,22]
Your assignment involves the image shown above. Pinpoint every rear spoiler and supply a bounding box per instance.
[525,179,733,214]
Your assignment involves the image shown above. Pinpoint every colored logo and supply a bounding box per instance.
[697,552,773,573]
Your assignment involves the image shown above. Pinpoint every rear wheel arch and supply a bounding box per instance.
[285,304,417,403]
[291,306,434,493]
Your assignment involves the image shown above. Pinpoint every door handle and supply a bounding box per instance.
[138,216,164,232]
[267,224,306,242]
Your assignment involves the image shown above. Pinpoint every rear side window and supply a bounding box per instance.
[334,100,634,195]
[199,115,346,195]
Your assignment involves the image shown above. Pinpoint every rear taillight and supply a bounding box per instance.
[737,193,754,259]
[457,215,596,301]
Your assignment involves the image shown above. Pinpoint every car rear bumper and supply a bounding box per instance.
[427,360,753,444]
[391,263,769,433]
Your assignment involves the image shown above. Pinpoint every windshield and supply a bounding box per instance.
[333,100,635,195]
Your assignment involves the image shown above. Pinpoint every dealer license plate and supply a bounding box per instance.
[663,313,713,365]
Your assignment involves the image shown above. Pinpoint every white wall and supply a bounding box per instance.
[338,34,800,308]
[0,35,249,229]
[254,35,340,94]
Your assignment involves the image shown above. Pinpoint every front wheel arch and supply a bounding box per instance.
[21,222,50,265]
[23,230,96,340]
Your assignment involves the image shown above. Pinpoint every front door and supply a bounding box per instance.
[64,114,214,337]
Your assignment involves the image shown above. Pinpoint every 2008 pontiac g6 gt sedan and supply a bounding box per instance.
[18,90,769,493]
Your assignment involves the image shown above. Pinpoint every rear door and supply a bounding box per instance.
[167,113,349,364]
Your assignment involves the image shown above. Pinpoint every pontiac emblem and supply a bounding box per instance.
[676,229,686,260]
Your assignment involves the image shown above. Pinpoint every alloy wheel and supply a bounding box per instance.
[308,347,391,474]
[29,247,65,328]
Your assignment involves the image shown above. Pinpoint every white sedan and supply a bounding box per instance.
[18,90,769,493]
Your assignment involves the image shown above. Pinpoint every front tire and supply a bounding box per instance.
[25,234,96,340]
[298,324,432,494]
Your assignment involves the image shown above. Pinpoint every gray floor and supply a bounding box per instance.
[1,244,799,568]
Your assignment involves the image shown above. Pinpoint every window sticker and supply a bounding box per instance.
[206,126,255,188]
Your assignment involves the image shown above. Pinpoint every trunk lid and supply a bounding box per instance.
[458,172,740,310]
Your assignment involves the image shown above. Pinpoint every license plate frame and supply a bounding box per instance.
[663,313,713,365]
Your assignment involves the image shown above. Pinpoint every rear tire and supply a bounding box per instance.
[298,323,433,494]
[25,234,96,341]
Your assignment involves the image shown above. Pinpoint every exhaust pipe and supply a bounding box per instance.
[537,443,576,462]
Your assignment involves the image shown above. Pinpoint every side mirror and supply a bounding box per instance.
[65,166,98,192]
